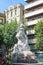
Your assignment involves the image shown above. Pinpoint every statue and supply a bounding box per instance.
[11,23,38,63]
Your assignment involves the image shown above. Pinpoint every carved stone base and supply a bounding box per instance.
[12,51,38,63]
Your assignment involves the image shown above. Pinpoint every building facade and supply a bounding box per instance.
[24,0,43,51]
[0,13,5,24]
[4,4,24,23]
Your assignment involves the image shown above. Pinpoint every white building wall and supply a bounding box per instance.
[24,0,43,44]
[4,4,24,23]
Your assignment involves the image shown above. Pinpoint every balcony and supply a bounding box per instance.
[26,19,39,26]
[26,30,35,35]
[25,0,43,10]
[24,8,43,18]
[28,39,36,44]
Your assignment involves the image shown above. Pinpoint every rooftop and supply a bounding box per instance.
[4,4,24,12]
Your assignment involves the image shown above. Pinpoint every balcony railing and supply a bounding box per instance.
[24,8,43,18]
[25,0,43,10]
[28,39,36,44]
[24,0,34,3]
[26,30,35,35]
[26,18,42,26]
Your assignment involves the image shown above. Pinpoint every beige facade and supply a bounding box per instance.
[24,0,43,51]
[0,13,5,24]
[4,4,24,23]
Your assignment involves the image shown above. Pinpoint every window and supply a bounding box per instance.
[29,44,35,50]
[11,10,13,17]
[0,51,3,57]
[7,12,9,18]
[0,53,2,57]
[23,10,24,15]
[15,9,17,15]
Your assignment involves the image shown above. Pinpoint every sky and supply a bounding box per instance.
[0,0,27,13]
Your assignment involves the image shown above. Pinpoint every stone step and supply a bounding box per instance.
[13,63,43,65]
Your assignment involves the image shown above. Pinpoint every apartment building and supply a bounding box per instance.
[24,0,43,51]
[0,13,5,24]
[4,4,24,23]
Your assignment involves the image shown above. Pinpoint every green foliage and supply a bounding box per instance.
[34,19,43,51]
[0,20,27,51]
[0,25,4,46]
[0,21,18,50]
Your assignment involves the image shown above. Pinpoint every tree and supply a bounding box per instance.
[0,25,4,46]
[34,19,43,51]
[3,21,18,50]
[0,21,18,51]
